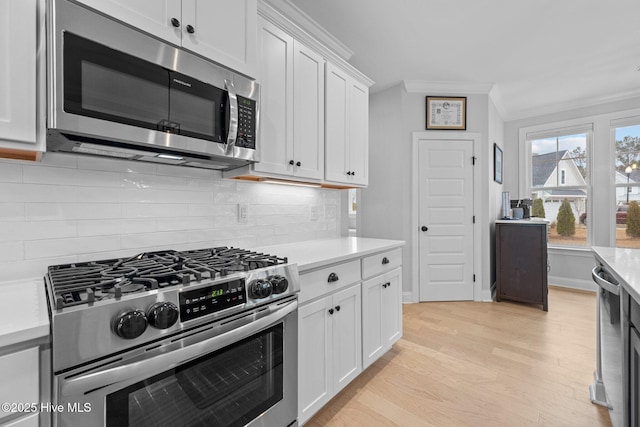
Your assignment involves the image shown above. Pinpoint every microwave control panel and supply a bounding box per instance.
[236,95,256,149]
[179,278,246,322]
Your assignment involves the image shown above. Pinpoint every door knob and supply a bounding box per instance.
[421,226,428,232]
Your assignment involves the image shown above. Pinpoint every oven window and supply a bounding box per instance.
[106,324,283,427]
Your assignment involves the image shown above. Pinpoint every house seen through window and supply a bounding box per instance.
[613,124,640,248]
[530,132,589,247]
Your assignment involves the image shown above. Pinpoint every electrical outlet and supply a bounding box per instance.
[238,203,248,223]
[310,205,318,221]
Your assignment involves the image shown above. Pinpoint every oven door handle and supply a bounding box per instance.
[592,266,619,295]
[61,299,297,397]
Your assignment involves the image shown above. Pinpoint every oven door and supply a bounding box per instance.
[54,299,297,427]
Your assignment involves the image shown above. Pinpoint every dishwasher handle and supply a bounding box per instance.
[592,266,619,295]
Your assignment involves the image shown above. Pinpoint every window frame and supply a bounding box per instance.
[519,121,593,248]
[611,119,640,248]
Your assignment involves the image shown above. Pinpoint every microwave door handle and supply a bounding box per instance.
[225,79,238,155]
[60,299,297,397]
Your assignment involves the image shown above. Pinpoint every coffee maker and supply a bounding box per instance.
[510,199,532,219]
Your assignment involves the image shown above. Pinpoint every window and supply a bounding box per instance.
[613,124,640,248]
[528,131,589,247]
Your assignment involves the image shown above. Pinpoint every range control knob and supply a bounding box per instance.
[113,309,147,339]
[249,279,273,299]
[147,302,179,329]
[269,275,289,294]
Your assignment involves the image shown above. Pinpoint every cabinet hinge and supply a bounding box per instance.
[472,156,477,165]
[473,274,476,282]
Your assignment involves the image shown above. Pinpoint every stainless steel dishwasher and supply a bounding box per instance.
[590,261,623,427]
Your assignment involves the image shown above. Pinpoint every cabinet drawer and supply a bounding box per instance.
[299,260,361,304]
[362,248,402,279]
[0,347,39,421]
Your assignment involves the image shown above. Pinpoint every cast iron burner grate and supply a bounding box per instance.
[47,247,288,310]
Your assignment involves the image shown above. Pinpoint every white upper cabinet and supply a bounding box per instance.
[75,0,257,78]
[181,0,257,78]
[253,17,324,181]
[0,0,39,155]
[325,62,369,187]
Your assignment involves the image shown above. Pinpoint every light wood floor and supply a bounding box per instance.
[306,287,613,426]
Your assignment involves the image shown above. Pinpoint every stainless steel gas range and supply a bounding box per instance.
[44,247,299,427]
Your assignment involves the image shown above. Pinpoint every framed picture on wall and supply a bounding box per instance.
[494,143,503,184]
[425,96,466,130]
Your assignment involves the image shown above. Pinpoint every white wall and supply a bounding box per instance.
[0,153,342,281]
[361,84,496,301]
[488,97,505,292]
[504,95,640,290]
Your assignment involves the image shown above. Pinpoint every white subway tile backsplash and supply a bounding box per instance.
[25,236,121,259]
[23,165,121,187]
[25,203,122,221]
[0,221,76,241]
[0,183,80,203]
[0,203,25,221]
[0,156,341,280]
[0,241,24,261]
[122,203,189,218]
[120,231,190,250]
[121,173,188,190]
[0,163,22,182]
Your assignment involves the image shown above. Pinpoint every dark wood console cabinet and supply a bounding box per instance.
[495,221,548,311]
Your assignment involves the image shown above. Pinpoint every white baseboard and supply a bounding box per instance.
[548,276,596,292]
[402,291,415,304]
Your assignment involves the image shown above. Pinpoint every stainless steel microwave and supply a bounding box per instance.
[47,0,259,170]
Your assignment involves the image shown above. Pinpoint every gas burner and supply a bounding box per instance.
[47,247,289,310]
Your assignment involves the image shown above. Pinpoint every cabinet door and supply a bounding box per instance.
[382,268,403,348]
[75,0,182,44]
[332,284,362,394]
[324,63,349,183]
[362,276,384,369]
[347,80,368,186]
[298,296,333,425]
[0,0,37,146]
[0,347,39,422]
[182,0,257,78]
[292,41,325,180]
[254,18,294,177]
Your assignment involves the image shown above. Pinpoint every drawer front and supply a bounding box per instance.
[299,259,361,304]
[0,347,39,421]
[362,248,402,279]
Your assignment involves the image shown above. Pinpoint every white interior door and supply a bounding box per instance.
[419,139,474,301]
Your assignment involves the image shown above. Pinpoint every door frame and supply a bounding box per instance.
[411,131,483,303]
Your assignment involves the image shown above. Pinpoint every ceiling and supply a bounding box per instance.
[288,0,640,121]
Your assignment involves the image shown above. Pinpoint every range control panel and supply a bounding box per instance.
[179,278,246,322]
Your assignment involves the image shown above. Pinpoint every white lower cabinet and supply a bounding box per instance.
[362,267,403,369]
[297,248,403,425]
[298,283,361,425]
[0,347,39,424]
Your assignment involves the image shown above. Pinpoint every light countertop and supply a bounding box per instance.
[592,246,640,303]
[256,237,405,272]
[0,237,405,349]
[495,218,550,225]
[0,278,49,348]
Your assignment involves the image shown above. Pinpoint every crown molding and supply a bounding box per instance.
[258,0,373,86]
[402,80,495,95]
[503,88,640,122]
[260,0,353,61]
